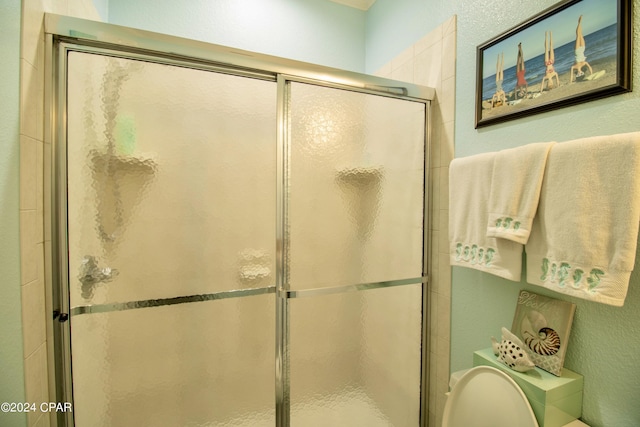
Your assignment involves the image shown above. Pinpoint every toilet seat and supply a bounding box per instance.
[442,365,539,427]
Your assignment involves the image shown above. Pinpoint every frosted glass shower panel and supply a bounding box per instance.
[70,294,275,427]
[290,284,422,426]
[66,52,277,306]
[288,82,425,289]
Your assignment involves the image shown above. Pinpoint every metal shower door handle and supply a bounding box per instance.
[78,255,119,299]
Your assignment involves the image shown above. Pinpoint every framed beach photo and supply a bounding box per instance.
[475,0,632,128]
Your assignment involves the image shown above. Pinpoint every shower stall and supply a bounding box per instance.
[45,14,434,427]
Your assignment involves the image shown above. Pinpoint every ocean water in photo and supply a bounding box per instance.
[482,24,617,100]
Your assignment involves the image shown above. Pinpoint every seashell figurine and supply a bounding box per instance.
[521,310,561,356]
[491,327,535,373]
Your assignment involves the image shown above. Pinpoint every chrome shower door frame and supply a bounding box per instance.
[45,14,434,427]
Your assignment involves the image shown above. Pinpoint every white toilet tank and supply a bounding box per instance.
[442,366,539,427]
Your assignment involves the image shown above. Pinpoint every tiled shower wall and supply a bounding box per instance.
[20,1,101,426]
[374,15,456,427]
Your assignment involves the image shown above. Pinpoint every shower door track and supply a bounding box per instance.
[45,14,434,427]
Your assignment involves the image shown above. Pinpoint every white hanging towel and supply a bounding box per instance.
[486,142,555,244]
[449,152,523,281]
[526,132,640,306]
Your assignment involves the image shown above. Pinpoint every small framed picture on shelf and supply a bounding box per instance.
[511,290,576,376]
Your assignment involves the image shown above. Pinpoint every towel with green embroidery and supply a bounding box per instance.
[525,131,640,306]
[449,152,523,281]
[486,142,555,244]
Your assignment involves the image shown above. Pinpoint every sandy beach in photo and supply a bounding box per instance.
[481,56,617,121]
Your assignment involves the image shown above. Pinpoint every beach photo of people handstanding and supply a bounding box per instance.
[477,0,626,125]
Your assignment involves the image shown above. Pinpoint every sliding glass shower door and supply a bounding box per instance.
[65,52,277,426]
[54,32,429,427]
[286,82,425,426]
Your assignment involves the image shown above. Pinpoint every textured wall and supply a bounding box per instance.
[450,1,640,426]
[368,0,640,426]
[108,0,366,72]
[365,0,436,73]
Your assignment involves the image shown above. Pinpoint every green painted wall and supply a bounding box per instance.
[0,0,27,426]
[108,0,367,72]
[365,0,434,72]
[368,1,640,426]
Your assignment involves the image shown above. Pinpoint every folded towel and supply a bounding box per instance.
[449,152,523,281]
[526,132,640,306]
[487,142,555,244]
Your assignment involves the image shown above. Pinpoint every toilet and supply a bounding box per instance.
[442,365,539,427]
[442,365,590,427]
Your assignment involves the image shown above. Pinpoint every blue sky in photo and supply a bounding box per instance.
[482,0,618,78]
